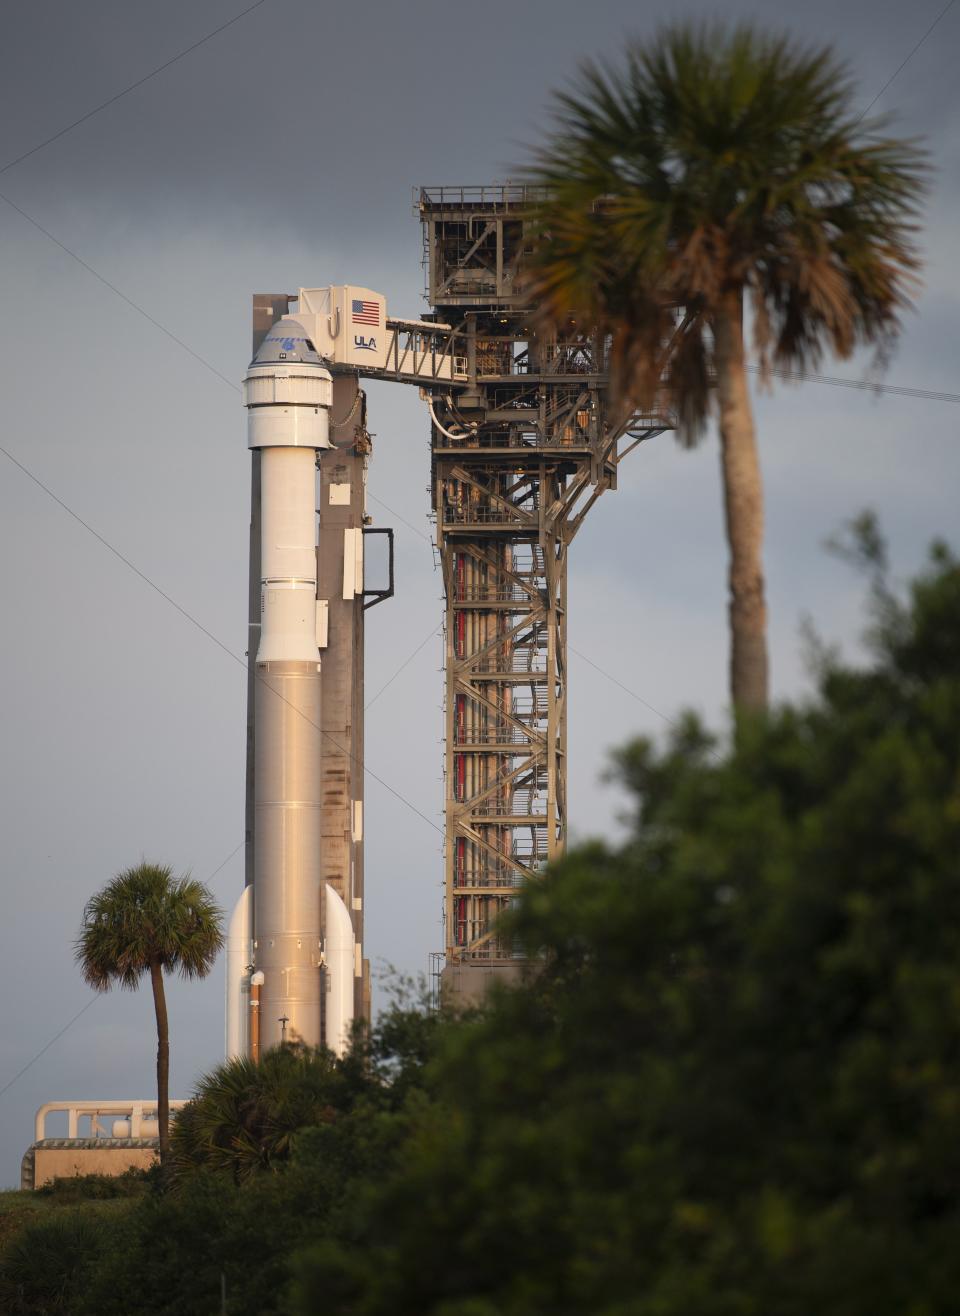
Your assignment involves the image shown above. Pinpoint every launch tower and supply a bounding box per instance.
[419,186,670,1001]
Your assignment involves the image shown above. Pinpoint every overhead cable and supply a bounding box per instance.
[0,0,275,177]
[856,0,956,122]
[0,441,442,837]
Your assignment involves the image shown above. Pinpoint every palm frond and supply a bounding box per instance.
[75,862,224,991]
[524,20,927,434]
[170,1044,353,1183]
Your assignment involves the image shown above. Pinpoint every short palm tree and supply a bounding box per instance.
[527,22,925,711]
[76,862,224,1164]
[171,1043,357,1183]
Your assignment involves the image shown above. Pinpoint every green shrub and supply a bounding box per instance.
[36,1166,152,1203]
[0,1207,114,1314]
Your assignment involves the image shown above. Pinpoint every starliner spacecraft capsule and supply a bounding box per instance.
[227,317,357,1055]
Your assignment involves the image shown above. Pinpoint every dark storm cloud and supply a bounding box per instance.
[2,0,955,234]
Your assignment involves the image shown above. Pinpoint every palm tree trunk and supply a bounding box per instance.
[149,958,170,1165]
[712,293,769,713]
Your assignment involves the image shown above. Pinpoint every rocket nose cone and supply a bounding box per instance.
[252,317,324,366]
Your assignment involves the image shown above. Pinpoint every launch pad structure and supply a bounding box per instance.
[22,185,674,1187]
[236,185,672,1040]
[419,185,670,999]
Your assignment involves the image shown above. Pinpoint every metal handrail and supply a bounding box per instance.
[454,725,538,746]
[471,656,548,674]
[34,1100,189,1142]
[419,184,551,208]
[452,585,534,602]
[443,505,537,525]
[453,872,524,889]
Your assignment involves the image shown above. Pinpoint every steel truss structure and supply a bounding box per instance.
[418,186,672,999]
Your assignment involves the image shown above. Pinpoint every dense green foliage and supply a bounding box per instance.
[0,1189,73,1252]
[0,1201,133,1315]
[4,536,957,1313]
[36,1167,152,1203]
[170,1043,359,1181]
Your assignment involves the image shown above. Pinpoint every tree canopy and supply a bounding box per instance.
[76,863,223,991]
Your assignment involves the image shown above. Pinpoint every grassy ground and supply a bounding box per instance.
[0,1190,57,1249]
[0,1172,149,1249]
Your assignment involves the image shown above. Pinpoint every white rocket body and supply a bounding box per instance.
[324,884,356,1056]
[225,884,252,1060]
[226,317,357,1056]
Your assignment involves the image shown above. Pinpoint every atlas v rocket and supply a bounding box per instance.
[226,289,386,1059]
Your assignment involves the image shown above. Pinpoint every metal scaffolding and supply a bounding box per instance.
[418,185,672,1001]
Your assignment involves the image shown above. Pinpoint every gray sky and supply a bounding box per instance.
[0,0,957,1186]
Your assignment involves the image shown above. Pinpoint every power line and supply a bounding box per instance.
[365,626,442,710]
[0,0,275,178]
[569,645,681,730]
[0,440,442,837]
[0,441,243,659]
[2,187,945,835]
[745,362,960,405]
[368,492,434,543]
[569,645,725,764]
[857,0,956,122]
[204,840,246,887]
[0,997,101,1102]
[0,190,238,390]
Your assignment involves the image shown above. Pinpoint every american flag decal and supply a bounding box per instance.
[352,298,380,326]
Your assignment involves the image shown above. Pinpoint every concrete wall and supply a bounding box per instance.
[24,1142,158,1189]
[441,960,525,1008]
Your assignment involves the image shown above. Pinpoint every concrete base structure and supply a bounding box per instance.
[22,1100,187,1190]
[21,1139,158,1190]
[441,960,525,1008]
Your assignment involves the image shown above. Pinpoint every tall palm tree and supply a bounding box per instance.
[527,22,925,711]
[76,862,224,1164]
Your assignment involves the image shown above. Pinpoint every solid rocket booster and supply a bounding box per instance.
[225,884,252,1058]
[241,319,335,1052]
